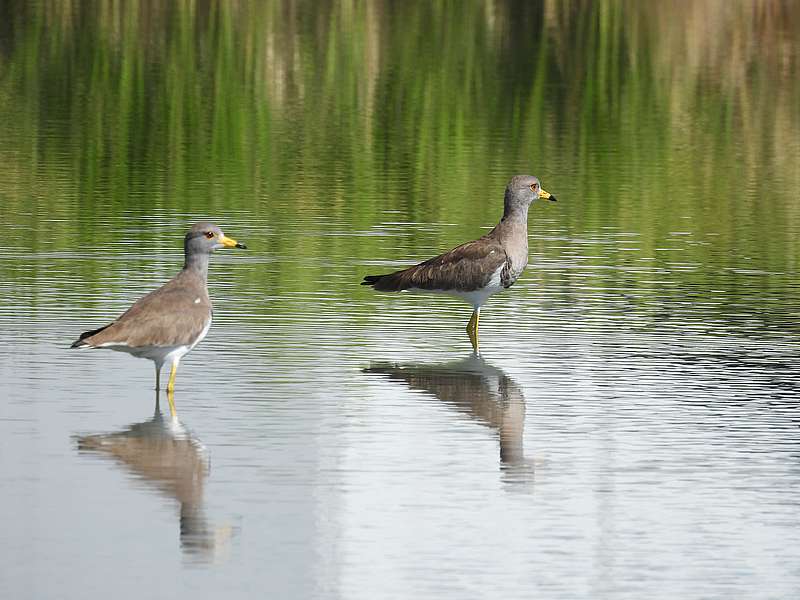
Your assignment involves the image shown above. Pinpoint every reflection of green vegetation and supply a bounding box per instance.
[0,1,798,321]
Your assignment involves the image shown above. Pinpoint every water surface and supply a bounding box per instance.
[1,2,800,598]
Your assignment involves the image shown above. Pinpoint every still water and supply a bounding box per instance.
[2,1,800,598]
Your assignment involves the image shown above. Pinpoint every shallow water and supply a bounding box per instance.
[2,2,800,598]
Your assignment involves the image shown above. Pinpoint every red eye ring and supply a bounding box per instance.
[205,231,215,239]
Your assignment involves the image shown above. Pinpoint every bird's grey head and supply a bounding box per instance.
[503,174,556,217]
[184,222,247,256]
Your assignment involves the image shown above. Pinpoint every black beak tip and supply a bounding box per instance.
[235,242,247,249]
[549,195,558,202]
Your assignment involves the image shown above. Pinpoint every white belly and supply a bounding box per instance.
[97,318,211,366]
[406,264,505,309]
[190,318,212,350]
[99,343,189,364]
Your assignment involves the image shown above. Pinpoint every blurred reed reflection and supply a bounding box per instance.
[365,353,534,486]
[75,394,231,562]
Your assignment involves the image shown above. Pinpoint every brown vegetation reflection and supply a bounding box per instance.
[0,0,798,325]
[1,0,796,198]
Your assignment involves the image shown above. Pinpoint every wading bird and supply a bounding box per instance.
[362,175,556,351]
[71,223,246,414]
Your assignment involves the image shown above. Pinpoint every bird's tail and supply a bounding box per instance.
[362,271,409,291]
[361,274,385,287]
[70,324,110,348]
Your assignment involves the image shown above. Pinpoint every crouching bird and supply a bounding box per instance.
[71,223,246,415]
[362,175,556,352]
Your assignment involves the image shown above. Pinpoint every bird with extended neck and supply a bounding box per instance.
[71,222,246,415]
[362,175,557,351]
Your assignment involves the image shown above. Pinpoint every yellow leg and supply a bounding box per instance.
[166,389,177,419]
[166,361,179,418]
[167,361,178,393]
[466,308,480,353]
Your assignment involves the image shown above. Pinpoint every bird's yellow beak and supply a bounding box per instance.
[539,188,557,202]
[219,234,247,249]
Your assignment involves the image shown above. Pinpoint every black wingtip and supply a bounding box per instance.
[361,274,382,287]
[70,324,110,348]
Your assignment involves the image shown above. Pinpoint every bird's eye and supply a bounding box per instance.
[530,183,538,191]
[204,231,215,239]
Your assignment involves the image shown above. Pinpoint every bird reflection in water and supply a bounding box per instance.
[75,394,233,563]
[365,353,534,487]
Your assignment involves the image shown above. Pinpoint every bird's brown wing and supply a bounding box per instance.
[363,237,508,292]
[74,279,211,348]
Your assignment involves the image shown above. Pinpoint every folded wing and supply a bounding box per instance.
[71,281,210,349]
[362,238,508,292]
